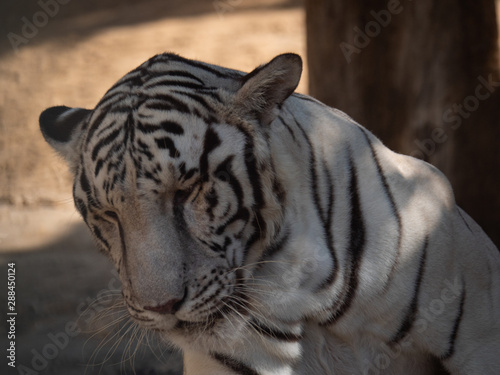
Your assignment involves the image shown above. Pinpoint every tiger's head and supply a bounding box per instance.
[39,53,302,341]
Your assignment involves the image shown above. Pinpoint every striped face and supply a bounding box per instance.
[39,53,302,341]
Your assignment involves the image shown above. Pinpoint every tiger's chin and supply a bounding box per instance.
[147,311,247,353]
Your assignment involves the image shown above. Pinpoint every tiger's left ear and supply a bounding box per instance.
[234,53,302,126]
[39,105,91,173]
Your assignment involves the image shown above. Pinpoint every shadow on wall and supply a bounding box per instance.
[0,223,183,375]
[0,0,301,56]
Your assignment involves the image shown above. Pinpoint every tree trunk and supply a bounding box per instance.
[305,0,500,246]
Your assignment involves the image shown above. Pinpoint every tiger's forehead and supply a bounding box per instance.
[80,108,202,200]
[79,109,247,208]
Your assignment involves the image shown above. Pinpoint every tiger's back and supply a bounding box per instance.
[39,53,500,375]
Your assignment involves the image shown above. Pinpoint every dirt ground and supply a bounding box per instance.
[0,0,304,374]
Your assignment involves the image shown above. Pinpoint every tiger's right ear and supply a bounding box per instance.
[39,106,91,173]
[234,53,302,126]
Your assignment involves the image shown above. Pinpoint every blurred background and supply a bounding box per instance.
[0,0,498,374]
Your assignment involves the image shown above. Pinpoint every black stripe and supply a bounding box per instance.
[227,122,264,206]
[101,142,126,170]
[227,123,267,256]
[159,70,205,85]
[105,158,123,175]
[91,128,122,161]
[242,218,262,259]
[143,170,162,185]
[95,119,117,138]
[197,88,223,103]
[155,53,243,79]
[91,91,127,117]
[323,153,365,324]
[317,160,336,289]
[137,139,154,160]
[457,208,473,233]
[105,70,145,93]
[214,155,234,179]
[191,267,228,301]
[160,120,184,135]
[85,110,110,148]
[215,207,250,236]
[172,91,216,113]
[270,158,286,205]
[181,167,198,182]
[276,115,297,142]
[79,168,91,196]
[205,188,218,220]
[259,227,290,261]
[109,106,136,114]
[199,127,221,181]
[92,225,110,250]
[193,283,228,312]
[214,155,244,205]
[441,286,466,360]
[178,161,186,176]
[94,159,105,176]
[211,353,260,375]
[137,121,162,133]
[293,116,338,291]
[74,197,88,222]
[390,237,428,344]
[145,79,203,89]
[155,137,179,158]
[137,120,185,136]
[126,304,145,315]
[360,128,402,279]
[249,319,302,342]
[147,94,190,114]
[242,137,264,209]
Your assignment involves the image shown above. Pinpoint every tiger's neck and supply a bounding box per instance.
[247,97,351,323]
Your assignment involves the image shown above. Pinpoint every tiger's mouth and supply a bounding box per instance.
[172,294,250,334]
[129,301,233,337]
[127,286,250,334]
[173,311,224,331]
[174,288,247,323]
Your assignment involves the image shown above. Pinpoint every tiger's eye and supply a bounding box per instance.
[174,189,192,205]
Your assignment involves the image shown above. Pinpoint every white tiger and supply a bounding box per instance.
[39,53,500,375]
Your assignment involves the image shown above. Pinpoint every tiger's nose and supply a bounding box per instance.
[144,297,184,315]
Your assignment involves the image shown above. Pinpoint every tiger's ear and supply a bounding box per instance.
[39,105,91,173]
[234,53,302,126]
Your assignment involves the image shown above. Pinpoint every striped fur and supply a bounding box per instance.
[39,53,500,375]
